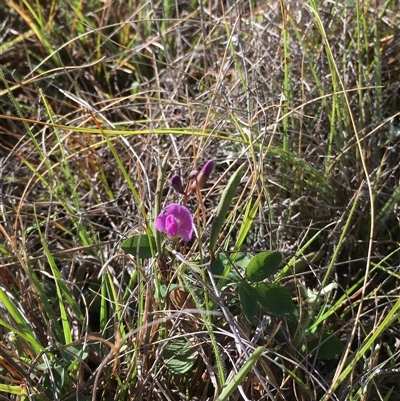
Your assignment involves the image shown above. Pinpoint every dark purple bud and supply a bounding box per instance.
[189,160,214,193]
[200,160,214,180]
[170,174,185,194]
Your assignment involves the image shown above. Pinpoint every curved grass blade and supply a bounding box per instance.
[216,346,265,401]
[233,196,259,252]
[0,287,44,355]
[209,163,245,254]
[0,383,27,396]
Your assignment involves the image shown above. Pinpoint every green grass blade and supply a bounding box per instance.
[324,296,400,399]
[209,163,245,254]
[0,287,44,354]
[216,346,265,401]
[233,195,259,252]
[0,383,27,396]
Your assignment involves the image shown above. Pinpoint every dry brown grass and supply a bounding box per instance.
[0,0,400,400]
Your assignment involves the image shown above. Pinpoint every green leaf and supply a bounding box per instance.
[121,234,156,258]
[211,252,252,277]
[307,333,344,360]
[275,308,300,343]
[163,338,197,375]
[255,283,295,316]
[245,251,282,282]
[52,364,66,392]
[239,282,259,323]
[59,344,89,371]
[209,163,245,254]
[156,284,179,299]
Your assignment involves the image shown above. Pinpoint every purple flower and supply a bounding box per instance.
[189,160,214,193]
[155,203,194,241]
[170,174,185,194]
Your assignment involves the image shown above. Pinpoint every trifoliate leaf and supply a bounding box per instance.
[163,338,197,374]
[245,251,282,282]
[239,281,259,323]
[255,283,295,316]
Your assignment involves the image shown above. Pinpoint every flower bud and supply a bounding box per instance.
[189,160,214,193]
[170,174,185,194]
[187,170,199,180]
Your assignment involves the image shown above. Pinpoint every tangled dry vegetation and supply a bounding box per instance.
[0,0,400,400]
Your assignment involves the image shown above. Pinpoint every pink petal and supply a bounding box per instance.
[155,213,167,231]
[155,203,194,241]
[175,208,194,241]
[164,203,181,215]
[165,214,178,236]
[178,226,193,242]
